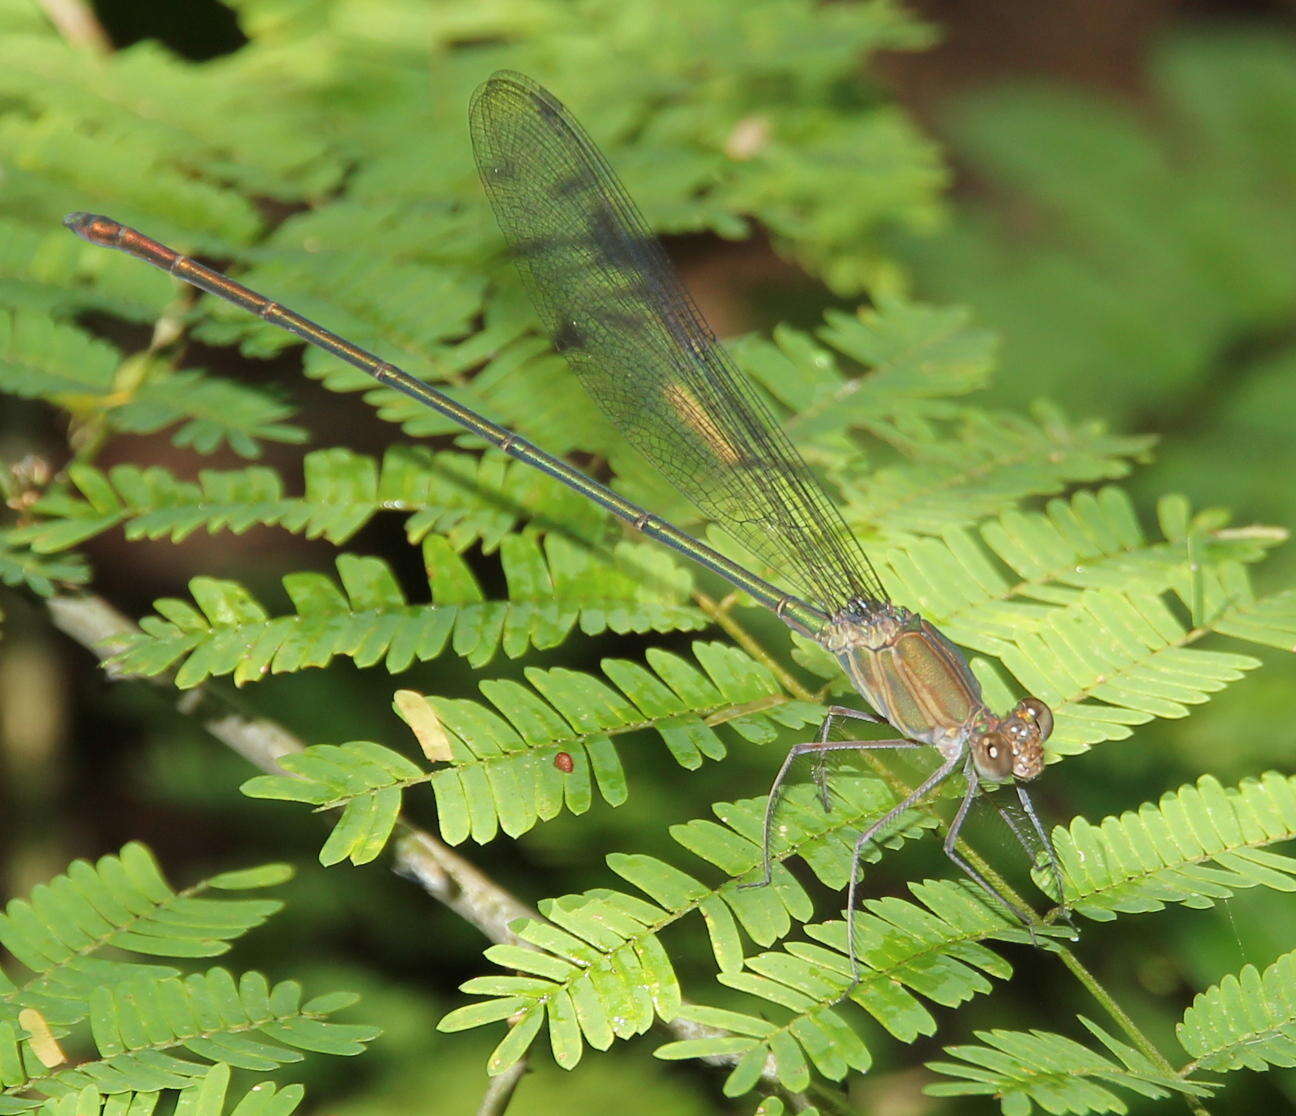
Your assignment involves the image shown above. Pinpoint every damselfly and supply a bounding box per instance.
[64,70,1074,967]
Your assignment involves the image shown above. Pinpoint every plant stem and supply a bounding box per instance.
[1055,949,1209,1116]
[475,1057,527,1116]
[43,590,812,1097]
[39,0,111,53]
[46,592,538,944]
[695,590,817,700]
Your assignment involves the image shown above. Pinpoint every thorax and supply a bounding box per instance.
[823,601,986,754]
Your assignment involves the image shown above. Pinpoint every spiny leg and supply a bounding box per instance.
[987,792,1041,873]
[942,767,1040,941]
[844,750,963,979]
[742,704,890,890]
[743,732,923,890]
[983,784,1073,939]
[812,707,882,812]
[1017,784,1078,940]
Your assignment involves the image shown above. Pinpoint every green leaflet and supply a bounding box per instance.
[15,447,606,554]
[716,299,997,451]
[748,1100,800,1116]
[240,642,824,855]
[0,312,303,459]
[838,403,1152,544]
[0,845,373,1111]
[1178,950,1296,1073]
[657,880,1021,1097]
[106,537,704,684]
[438,774,946,1073]
[925,1017,1212,1114]
[427,642,822,844]
[1,968,375,1101]
[4,1063,305,1116]
[242,742,422,867]
[0,533,88,597]
[0,843,285,1030]
[921,772,1296,1111]
[1049,772,1296,920]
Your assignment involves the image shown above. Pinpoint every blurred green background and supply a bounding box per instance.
[2,0,1296,1112]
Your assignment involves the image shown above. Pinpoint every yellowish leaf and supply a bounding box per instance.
[394,689,452,762]
[18,1008,65,1069]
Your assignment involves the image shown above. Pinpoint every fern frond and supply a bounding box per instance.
[0,533,87,597]
[977,490,1279,601]
[0,312,302,458]
[738,301,996,440]
[997,584,1259,757]
[870,484,1275,645]
[1212,582,1296,651]
[108,371,304,459]
[0,35,343,202]
[197,235,489,370]
[4,1063,303,1116]
[426,642,821,843]
[0,844,288,1029]
[0,114,261,254]
[781,490,1278,763]
[438,776,943,1071]
[242,742,423,867]
[232,297,1007,516]
[872,489,1275,663]
[655,879,1018,1096]
[840,403,1153,541]
[1049,772,1296,921]
[0,846,372,1111]
[108,536,704,686]
[0,0,947,365]
[0,313,122,399]
[241,641,828,854]
[594,300,1000,528]
[925,1016,1211,1114]
[17,447,605,553]
[734,306,1151,542]
[2,969,375,1101]
[1178,950,1296,1073]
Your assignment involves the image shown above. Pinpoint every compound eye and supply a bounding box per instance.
[1017,697,1054,741]
[973,733,1013,782]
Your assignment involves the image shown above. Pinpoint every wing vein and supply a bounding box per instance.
[469,70,887,611]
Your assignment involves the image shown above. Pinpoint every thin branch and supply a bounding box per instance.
[43,591,795,1090]
[1054,949,1209,1116]
[475,1056,527,1116]
[696,590,812,699]
[38,0,111,54]
[47,592,536,943]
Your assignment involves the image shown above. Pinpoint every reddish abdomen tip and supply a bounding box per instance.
[62,212,122,246]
